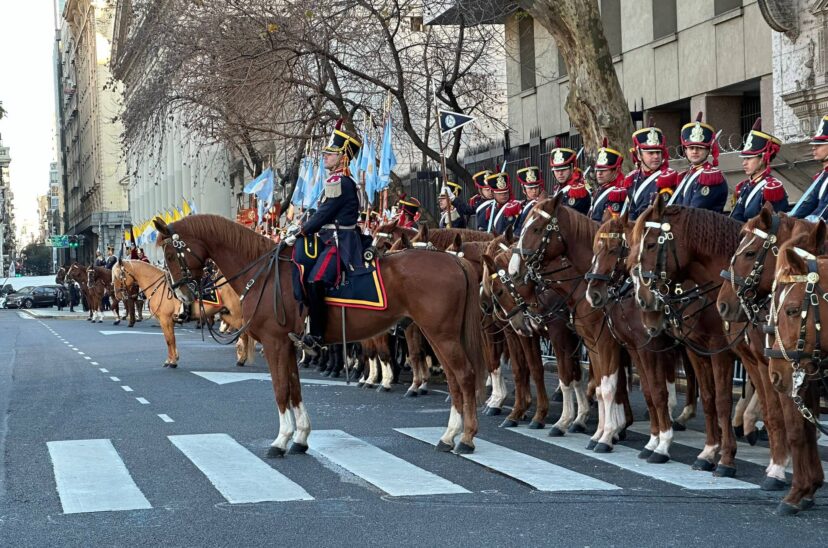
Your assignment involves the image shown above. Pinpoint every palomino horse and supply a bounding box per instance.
[503,195,634,451]
[153,214,486,455]
[628,196,788,481]
[112,259,256,368]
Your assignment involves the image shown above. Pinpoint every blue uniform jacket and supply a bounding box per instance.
[670,164,728,213]
[302,173,363,272]
[624,168,678,220]
[790,169,828,220]
[730,175,789,223]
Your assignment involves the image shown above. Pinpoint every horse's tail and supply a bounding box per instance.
[458,256,487,404]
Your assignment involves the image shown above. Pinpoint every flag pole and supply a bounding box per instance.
[432,81,450,196]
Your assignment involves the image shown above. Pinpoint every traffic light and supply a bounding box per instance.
[68,235,78,248]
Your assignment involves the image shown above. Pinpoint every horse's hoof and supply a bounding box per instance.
[692,459,715,472]
[321,370,332,377]
[236,362,245,367]
[128,324,134,328]
[586,439,598,450]
[800,498,815,510]
[162,363,169,368]
[436,440,453,453]
[593,442,613,453]
[445,395,452,404]
[528,421,545,430]
[760,476,788,491]
[617,428,627,441]
[758,429,769,442]
[418,388,428,396]
[547,426,565,437]
[404,389,417,398]
[734,424,744,438]
[376,385,391,393]
[568,423,586,434]
[647,452,670,464]
[713,464,737,478]
[113,320,120,326]
[745,430,758,446]
[638,448,653,460]
[499,419,518,428]
[775,502,800,516]
[455,442,475,454]
[288,442,309,455]
[671,421,686,432]
[266,446,286,458]
[167,363,178,369]
[485,407,502,417]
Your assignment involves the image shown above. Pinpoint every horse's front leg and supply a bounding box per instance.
[159,316,178,368]
[262,339,303,457]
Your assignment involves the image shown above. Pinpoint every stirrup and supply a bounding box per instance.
[288,332,322,357]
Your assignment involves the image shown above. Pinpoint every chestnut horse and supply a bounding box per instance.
[629,196,789,481]
[66,263,95,321]
[113,259,256,368]
[585,213,698,462]
[153,214,486,455]
[503,195,634,451]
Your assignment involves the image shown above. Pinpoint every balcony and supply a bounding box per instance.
[423,0,514,25]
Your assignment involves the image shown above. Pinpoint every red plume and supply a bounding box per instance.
[695,111,703,123]
[554,137,561,148]
[601,137,608,148]
[335,118,343,130]
[711,138,720,167]
[752,117,762,131]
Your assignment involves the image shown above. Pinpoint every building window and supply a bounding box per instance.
[740,94,761,137]
[652,0,677,39]
[518,14,536,91]
[714,0,741,16]
[410,16,423,32]
[557,49,568,78]
[601,0,622,57]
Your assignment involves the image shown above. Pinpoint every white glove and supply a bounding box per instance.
[285,234,297,246]
[442,186,455,201]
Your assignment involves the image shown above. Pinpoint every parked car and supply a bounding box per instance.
[5,285,64,309]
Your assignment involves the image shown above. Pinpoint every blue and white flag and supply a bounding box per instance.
[305,156,326,209]
[363,138,378,204]
[291,159,309,207]
[377,118,397,191]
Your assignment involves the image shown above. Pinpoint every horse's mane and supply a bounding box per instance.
[172,214,275,259]
[558,204,599,248]
[633,206,741,260]
[428,228,493,250]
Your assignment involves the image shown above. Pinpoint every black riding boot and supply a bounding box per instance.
[325,344,345,378]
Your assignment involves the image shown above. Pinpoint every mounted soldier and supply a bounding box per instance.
[482,171,522,235]
[789,114,828,222]
[730,118,788,222]
[452,169,494,230]
[438,181,467,228]
[549,139,590,215]
[513,166,547,235]
[105,246,117,269]
[285,122,363,355]
[623,118,678,220]
[670,112,728,213]
[588,138,627,222]
[395,196,421,229]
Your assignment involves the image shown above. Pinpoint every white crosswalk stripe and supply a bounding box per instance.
[310,430,469,496]
[507,426,757,490]
[169,433,313,503]
[47,439,152,514]
[396,427,621,492]
[627,423,828,475]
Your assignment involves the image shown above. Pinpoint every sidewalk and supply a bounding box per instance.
[17,308,90,320]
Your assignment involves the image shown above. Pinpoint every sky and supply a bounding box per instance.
[0,1,58,245]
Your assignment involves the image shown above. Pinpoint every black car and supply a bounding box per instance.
[5,285,65,309]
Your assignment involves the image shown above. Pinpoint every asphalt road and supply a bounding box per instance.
[0,309,826,547]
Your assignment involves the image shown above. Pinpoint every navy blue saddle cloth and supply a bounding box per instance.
[291,235,388,310]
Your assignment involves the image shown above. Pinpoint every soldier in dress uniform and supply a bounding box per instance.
[482,171,522,235]
[513,166,547,235]
[452,169,494,230]
[588,138,627,222]
[549,140,590,215]
[396,196,421,229]
[789,114,828,221]
[730,118,788,222]
[669,112,728,213]
[438,181,467,228]
[623,119,678,220]
[285,121,363,355]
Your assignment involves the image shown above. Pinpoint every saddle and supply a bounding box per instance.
[292,235,388,310]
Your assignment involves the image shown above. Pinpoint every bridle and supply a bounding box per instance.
[514,207,569,284]
[585,230,629,297]
[635,218,681,306]
[160,229,207,293]
[720,214,780,323]
[766,247,828,435]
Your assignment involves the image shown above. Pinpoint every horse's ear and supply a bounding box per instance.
[782,246,807,275]
[452,233,463,250]
[400,232,412,249]
[600,209,612,223]
[154,217,170,236]
[619,209,629,226]
[504,224,515,244]
[758,200,774,227]
[481,253,497,275]
[548,192,563,212]
[813,220,827,254]
[419,224,429,241]
[653,192,666,217]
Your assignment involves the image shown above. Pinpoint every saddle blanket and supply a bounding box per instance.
[200,286,222,306]
[292,235,388,310]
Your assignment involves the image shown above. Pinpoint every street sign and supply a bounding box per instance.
[47,235,82,248]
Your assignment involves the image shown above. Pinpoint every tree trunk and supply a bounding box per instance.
[518,0,634,167]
